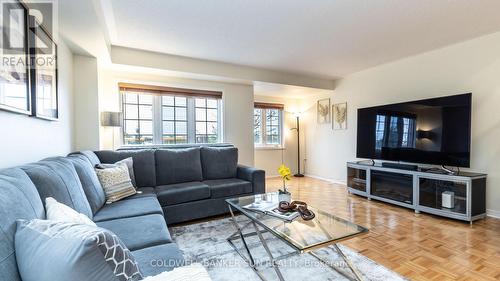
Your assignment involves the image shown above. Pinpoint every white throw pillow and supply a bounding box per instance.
[45,197,96,226]
[142,264,211,281]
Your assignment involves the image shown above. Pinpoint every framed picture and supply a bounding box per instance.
[317,98,331,124]
[29,16,58,120]
[0,1,31,115]
[333,102,347,130]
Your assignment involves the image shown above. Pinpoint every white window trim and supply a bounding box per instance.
[254,108,285,149]
[120,91,223,146]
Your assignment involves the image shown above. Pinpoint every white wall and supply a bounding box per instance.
[304,31,500,214]
[99,69,255,165]
[73,55,100,150]
[253,96,301,177]
[0,41,74,168]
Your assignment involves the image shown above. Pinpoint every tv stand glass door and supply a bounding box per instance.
[418,177,467,215]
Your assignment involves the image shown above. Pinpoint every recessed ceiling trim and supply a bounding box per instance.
[110,46,336,90]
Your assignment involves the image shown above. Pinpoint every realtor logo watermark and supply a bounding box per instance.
[1,0,58,70]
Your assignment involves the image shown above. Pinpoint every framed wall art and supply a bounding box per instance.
[333,102,347,130]
[317,98,330,124]
[0,1,31,115]
[29,15,58,120]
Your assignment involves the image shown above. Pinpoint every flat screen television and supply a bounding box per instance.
[356,93,471,167]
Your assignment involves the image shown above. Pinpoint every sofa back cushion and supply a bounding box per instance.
[22,157,93,219]
[155,148,203,185]
[200,147,238,180]
[94,150,156,187]
[71,150,101,166]
[0,168,45,281]
[67,155,106,214]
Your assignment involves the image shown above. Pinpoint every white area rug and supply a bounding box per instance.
[169,216,407,281]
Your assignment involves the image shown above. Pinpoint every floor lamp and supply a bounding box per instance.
[101,111,123,151]
[292,112,304,177]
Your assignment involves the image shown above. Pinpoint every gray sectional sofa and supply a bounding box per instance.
[0,145,265,280]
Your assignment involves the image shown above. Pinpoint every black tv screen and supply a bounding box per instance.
[356,93,471,167]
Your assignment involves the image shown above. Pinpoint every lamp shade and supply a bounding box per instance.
[101,111,123,127]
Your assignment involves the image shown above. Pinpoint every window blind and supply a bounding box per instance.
[118,83,222,99]
[254,102,284,110]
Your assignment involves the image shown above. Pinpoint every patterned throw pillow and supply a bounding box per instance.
[95,163,136,203]
[96,157,137,187]
[15,219,143,281]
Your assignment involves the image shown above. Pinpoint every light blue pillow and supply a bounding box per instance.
[15,219,143,281]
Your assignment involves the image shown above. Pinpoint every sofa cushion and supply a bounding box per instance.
[155,148,203,185]
[0,168,45,281]
[95,150,156,187]
[125,187,157,199]
[70,150,102,166]
[132,243,184,277]
[15,219,142,281]
[201,147,238,180]
[93,196,163,222]
[22,157,93,219]
[96,214,172,251]
[67,155,106,214]
[204,178,253,199]
[156,182,210,206]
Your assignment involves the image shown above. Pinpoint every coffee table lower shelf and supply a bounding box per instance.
[226,206,365,281]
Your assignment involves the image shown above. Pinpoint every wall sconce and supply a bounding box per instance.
[417,129,433,140]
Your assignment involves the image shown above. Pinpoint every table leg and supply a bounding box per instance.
[251,221,286,281]
[227,205,257,267]
[309,244,364,281]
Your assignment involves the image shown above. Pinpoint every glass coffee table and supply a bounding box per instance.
[226,192,368,281]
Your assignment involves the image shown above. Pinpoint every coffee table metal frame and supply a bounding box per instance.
[226,203,367,281]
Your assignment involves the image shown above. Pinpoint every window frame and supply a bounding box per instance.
[120,87,223,146]
[254,106,284,149]
[122,92,154,145]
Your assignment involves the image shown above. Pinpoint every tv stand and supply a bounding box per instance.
[381,162,418,171]
[440,165,458,175]
[347,161,487,222]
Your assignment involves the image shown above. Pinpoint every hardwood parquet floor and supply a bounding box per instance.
[265,176,500,281]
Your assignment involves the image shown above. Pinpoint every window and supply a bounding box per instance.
[254,103,284,148]
[161,96,188,144]
[121,83,222,145]
[123,93,154,145]
[195,98,219,143]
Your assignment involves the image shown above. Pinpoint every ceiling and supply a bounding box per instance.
[254,82,331,100]
[97,0,500,79]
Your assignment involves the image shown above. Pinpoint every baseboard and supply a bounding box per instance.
[486,209,500,219]
[304,174,347,185]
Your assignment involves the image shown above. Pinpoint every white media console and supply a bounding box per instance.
[346,161,487,222]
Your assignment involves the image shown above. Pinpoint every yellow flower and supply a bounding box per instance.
[278,164,292,181]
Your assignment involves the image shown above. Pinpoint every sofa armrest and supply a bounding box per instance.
[237,165,265,194]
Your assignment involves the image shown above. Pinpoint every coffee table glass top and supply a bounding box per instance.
[226,192,368,252]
